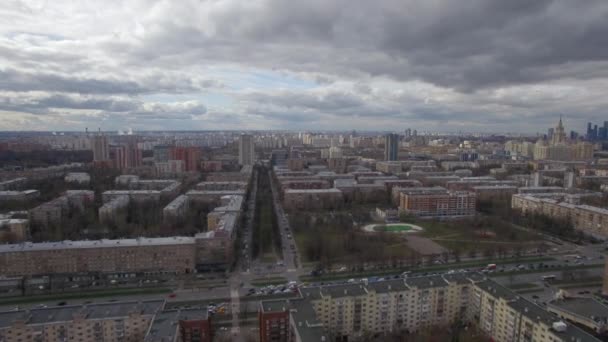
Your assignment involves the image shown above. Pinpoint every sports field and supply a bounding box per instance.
[374,224,415,232]
[363,223,424,233]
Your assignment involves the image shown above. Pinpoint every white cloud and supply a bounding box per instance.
[1,0,607,131]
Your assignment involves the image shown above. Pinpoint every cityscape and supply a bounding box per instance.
[2,1,608,342]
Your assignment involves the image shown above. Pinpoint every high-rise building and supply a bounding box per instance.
[110,145,127,170]
[153,145,172,162]
[238,134,255,166]
[170,147,201,172]
[124,135,142,169]
[384,133,399,161]
[90,134,109,161]
[550,116,566,145]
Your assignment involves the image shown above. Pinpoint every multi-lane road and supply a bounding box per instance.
[268,170,301,278]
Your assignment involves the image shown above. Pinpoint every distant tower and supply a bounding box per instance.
[239,134,255,166]
[90,130,109,161]
[532,172,543,187]
[551,116,567,146]
[384,133,399,161]
[564,171,575,189]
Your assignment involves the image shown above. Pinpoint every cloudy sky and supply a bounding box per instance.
[1,0,608,132]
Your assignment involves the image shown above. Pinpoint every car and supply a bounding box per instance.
[168,293,177,298]
[57,302,67,306]
[532,295,539,299]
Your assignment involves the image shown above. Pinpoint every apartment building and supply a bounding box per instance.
[547,297,608,334]
[30,191,94,227]
[259,299,327,342]
[512,194,608,237]
[145,308,211,342]
[194,181,248,191]
[0,237,197,276]
[0,189,39,202]
[446,179,518,191]
[0,178,27,191]
[0,300,164,342]
[399,187,476,218]
[261,273,598,342]
[327,157,348,173]
[98,195,130,223]
[163,195,189,221]
[64,172,90,185]
[283,189,343,211]
[473,185,519,201]
[279,180,331,195]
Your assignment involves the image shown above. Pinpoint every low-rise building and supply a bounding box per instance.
[287,158,305,171]
[185,190,246,204]
[0,237,197,276]
[260,273,598,342]
[99,195,130,223]
[327,157,348,173]
[399,187,476,218]
[473,185,518,201]
[0,178,27,191]
[145,308,212,342]
[30,191,94,227]
[200,160,223,172]
[283,189,343,211]
[0,219,29,241]
[0,189,39,202]
[548,297,608,334]
[512,194,608,237]
[195,181,248,191]
[163,195,189,221]
[64,172,90,185]
[0,300,164,342]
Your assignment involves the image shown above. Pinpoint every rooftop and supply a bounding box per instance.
[0,237,195,253]
[548,297,608,322]
[145,308,208,341]
[0,300,164,328]
[284,188,342,194]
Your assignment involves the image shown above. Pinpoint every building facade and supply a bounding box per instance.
[238,134,255,166]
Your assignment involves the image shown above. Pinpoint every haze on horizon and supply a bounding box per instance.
[1,0,608,133]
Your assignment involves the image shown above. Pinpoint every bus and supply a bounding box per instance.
[542,275,556,281]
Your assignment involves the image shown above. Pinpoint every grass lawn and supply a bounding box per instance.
[412,217,546,254]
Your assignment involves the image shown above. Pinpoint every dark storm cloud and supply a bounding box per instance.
[0,68,145,95]
[128,0,608,91]
[3,0,608,130]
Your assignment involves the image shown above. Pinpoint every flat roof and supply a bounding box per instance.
[548,297,608,321]
[145,308,208,341]
[284,188,342,194]
[0,300,164,328]
[0,237,195,253]
[290,299,327,342]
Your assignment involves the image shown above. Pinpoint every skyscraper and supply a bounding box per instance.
[550,116,566,146]
[384,133,399,161]
[239,134,255,166]
[90,134,109,161]
[170,147,201,172]
[124,135,142,168]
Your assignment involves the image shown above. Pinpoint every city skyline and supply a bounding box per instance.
[2,1,608,132]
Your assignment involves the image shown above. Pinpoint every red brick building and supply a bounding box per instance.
[259,301,290,342]
[171,147,202,172]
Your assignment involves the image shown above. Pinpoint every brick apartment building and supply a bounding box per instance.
[399,187,476,218]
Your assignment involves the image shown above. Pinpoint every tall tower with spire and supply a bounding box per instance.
[551,116,567,146]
